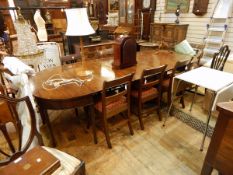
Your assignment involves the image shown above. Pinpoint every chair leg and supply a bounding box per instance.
[75,108,79,117]
[84,106,91,129]
[90,105,97,144]
[125,110,134,135]
[102,116,112,148]
[157,96,162,121]
[167,90,171,106]
[180,94,185,109]
[190,85,198,112]
[138,101,144,130]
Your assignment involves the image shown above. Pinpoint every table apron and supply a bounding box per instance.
[34,95,94,110]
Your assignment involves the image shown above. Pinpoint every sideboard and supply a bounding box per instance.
[150,23,189,49]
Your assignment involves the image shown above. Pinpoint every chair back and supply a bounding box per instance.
[0,95,43,166]
[140,65,167,93]
[60,45,81,65]
[102,73,134,115]
[211,45,231,71]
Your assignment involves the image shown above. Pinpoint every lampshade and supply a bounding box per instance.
[65,8,95,36]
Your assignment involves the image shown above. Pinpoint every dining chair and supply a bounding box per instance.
[161,59,193,108]
[0,64,17,98]
[60,44,81,65]
[190,45,231,112]
[94,73,134,148]
[210,45,231,71]
[0,94,86,175]
[131,65,167,130]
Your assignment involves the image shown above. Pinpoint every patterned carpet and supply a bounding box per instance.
[172,107,214,137]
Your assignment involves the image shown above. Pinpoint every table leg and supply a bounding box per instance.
[89,105,97,144]
[42,109,57,147]
[163,79,182,126]
[189,85,198,112]
[200,91,216,151]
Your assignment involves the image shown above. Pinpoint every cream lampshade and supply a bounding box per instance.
[65,8,95,60]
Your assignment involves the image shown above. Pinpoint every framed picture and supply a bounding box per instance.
[165,0,190,13]
[108,0,119,11]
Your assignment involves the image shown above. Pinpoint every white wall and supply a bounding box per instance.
[154,0,233,50]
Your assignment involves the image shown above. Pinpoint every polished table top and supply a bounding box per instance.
[31,50,192,100]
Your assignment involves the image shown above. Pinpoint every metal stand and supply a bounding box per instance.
[189,85,198,111]
[163,79,182,126]
[200,91,216,151]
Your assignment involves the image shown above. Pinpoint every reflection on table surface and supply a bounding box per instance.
[31,50,191,100]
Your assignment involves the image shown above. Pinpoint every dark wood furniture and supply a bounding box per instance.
[150,23,189,49]
[113,35,137,69]
[211,45,231,71]
[131,65,167,130]
[201,102,233,175]
[31,50,192,147]
[193,0,209,16]
[141,0,156,40]
[0,94,86,175]
[0,146,60,175]
[83,40,115,59]
[115,0,141,38]
[94,73,134,148]
[161,59,192,107]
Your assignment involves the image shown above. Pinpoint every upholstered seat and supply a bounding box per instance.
[94,73,134,148]
[95,96,126,113]
[131,65,167,129]
[131,88,159,101]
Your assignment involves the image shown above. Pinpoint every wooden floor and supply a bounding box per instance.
[41,95,218,175]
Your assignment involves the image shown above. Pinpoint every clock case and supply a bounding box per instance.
[141,0,156,40]
[141,0,156,12]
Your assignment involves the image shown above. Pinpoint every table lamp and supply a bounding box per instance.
[65,8,95,76]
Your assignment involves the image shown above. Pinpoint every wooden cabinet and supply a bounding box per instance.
[201,102,233,175]
[115,0,141,38]
[150,23,189,48]
[193,0,209,16]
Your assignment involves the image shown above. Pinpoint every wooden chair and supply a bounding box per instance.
[131,65,167,130]
[0,94,86,175]
[60,45,81,65]
[94,73,134,148]
[0,63,17,98]
[210,45,231,71]
[191,45,230,112]
[161,59,193,108]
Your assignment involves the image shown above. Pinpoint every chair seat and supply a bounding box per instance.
[43,146,82,175]
[95,96,126,112]
[131,88,159,100]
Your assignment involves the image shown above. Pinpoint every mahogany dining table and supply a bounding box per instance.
[30,50,192,147]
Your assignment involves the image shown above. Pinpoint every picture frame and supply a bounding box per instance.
[165,0,190,13]
[108,0,119,12]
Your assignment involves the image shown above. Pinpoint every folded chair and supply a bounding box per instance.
[0,94,86,175]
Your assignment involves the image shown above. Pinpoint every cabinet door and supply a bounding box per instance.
[193,0,209,16]
[150,24,163,43]
[119,0,126,24]
[175,25,189,44]
[127,0,135,24]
